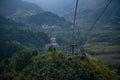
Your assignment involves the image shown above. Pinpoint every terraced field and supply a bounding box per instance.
[85,45,120,75]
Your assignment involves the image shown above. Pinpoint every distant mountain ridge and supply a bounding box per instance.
[27,12,71,29]
[0,0,71,31]
[0,0,43,22]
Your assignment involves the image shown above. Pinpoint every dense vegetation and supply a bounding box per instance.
[0,26,50,61]
[0,50,119,80]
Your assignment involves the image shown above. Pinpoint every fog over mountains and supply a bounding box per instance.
[22,0,75,15]
[23,0,120,16]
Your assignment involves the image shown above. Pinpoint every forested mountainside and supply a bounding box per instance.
[0,15,50,61]
[0,0,71,60]
[0,0,71,61]
[0,0,71,31]
[0,15,17,26]
[0,15,25,26]
[0,0,43,22]
[27,12,71,29]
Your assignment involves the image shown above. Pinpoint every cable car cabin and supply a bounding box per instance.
[69,44,81,55]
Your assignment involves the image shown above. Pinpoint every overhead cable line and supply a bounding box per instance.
[70,0,79,55]
[83,0,113,56]
[70,0,113,56]
[72,0,79,39]
[85,0,113,42]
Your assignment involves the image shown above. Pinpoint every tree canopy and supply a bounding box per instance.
[0,50,119,80]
